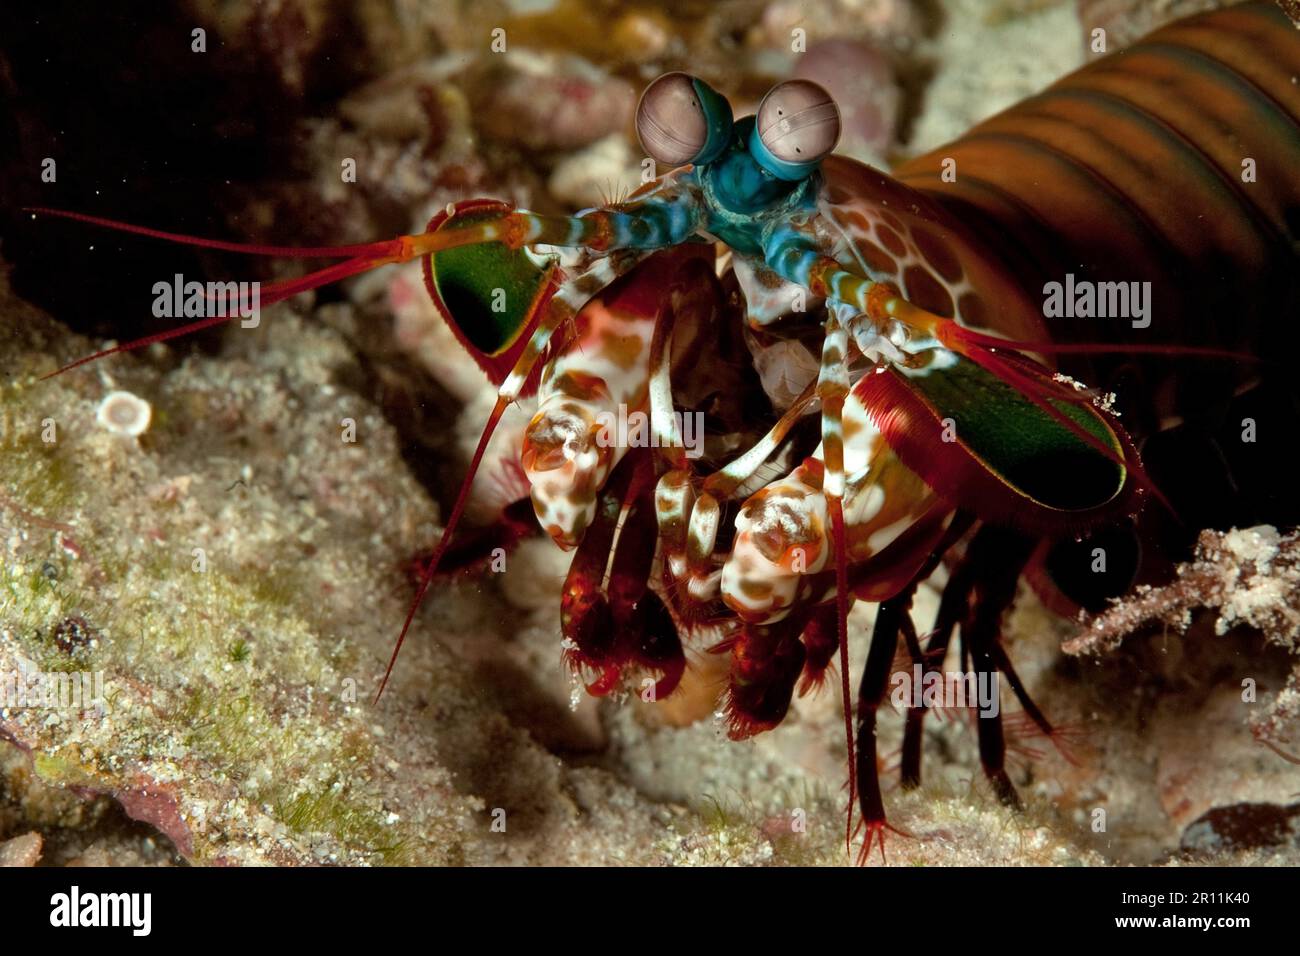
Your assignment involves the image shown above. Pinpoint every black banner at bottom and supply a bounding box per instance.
[0,864,1280,942]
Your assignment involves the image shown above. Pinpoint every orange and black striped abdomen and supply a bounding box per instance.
[897,1,1299,374]
[895,1,1300,530]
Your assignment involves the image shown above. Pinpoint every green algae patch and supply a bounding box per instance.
[0,273,480,865]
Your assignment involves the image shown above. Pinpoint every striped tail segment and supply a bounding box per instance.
[894,0,1300,530]
[897,1,1299,366]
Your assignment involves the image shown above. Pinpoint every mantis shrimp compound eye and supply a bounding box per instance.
[636,71,734,167]
[750,79,841,180]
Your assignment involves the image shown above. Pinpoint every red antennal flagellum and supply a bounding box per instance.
[26,207,428,379]
[25,206,522,706]
[373,397,509,703]
[827,496,857,853]
[25,207,415,259]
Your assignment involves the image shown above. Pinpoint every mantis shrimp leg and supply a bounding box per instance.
[378,250,653,698]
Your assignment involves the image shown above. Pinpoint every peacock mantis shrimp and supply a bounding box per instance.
[29,1,1300,863]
